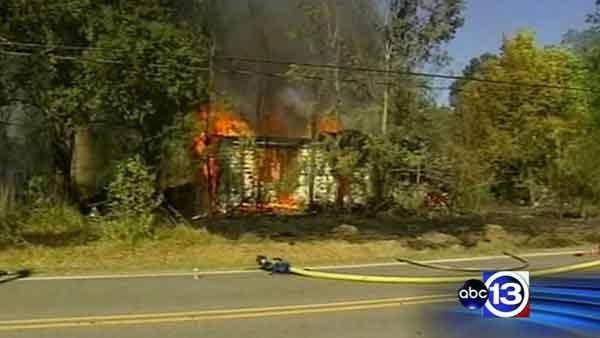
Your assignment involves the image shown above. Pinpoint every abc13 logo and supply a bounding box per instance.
[458,271,530,318]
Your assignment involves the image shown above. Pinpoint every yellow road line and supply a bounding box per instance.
[0,294,455,331]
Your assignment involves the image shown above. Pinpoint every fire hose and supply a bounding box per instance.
[396,252,529,273]
[0,269,31,282]
[256,253,600,284]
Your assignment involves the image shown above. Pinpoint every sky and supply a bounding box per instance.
[445,0,596,74]
[433,0,597,103]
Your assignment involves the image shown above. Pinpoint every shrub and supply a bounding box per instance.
[1,177,88,246]
[393,185,427,212]
[21,204,85,235]
[101,214,155,243]
[23,176,86,234]
[104,156,161,242]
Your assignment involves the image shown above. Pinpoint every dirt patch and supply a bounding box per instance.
[525,233,580,248]
[408,231,462,250]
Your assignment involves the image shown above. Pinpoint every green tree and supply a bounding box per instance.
[0,0,96,196]
[454,30,589,204]
[380,0,464,134]
[552,0,600,216]
[449,53,498,108]
[0,0,209,200]
[76,11,208,166]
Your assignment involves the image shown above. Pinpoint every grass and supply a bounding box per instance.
[2,204,599,275]
[0,221,596,276]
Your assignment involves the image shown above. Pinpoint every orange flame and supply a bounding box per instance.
[319,115,341,134]
[269,192,302,211]
[191,101,310,213]
[192,132,208,155]
[213,110,253,137]
[193,103,253,157]
[196,103,253,142]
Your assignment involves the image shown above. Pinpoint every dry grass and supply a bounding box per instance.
[0,224,593,275]
[0,229,414,274]
[0,184,15,218]
[2,208,599,275]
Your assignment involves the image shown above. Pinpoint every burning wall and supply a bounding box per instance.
[192,102,366,213]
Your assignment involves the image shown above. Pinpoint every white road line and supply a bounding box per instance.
[17,249,586,282]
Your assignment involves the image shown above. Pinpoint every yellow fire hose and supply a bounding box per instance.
[397,252,530,273]
[286,257,600,284]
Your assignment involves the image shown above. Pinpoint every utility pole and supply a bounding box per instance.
[382,0,392,135]
[332,1,342,122]
[204,35,217,218]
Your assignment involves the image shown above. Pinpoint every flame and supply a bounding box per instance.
[272,192,301,210]
[192,132,208,155]
[196,103,253,143]
[241,193,302,212]
[319,115,341,134]
[193,103,253,157]
[213,110,253,137]
[191,101,310,214]
[195,103,251,212]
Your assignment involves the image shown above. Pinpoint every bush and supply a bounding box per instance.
[21,176,86,235]
[0,177,89,246]
[104,157,161,242]
[101,214,155,243]
[21,204,85,235]
[393,185,427,213]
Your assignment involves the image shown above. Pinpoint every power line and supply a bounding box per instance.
[1,39,593,92]
[0,47,420,89]
[0,120,25,127]
[1,43,595,96]
[218,56,594,92]
[0,41,109,52]
[2,48,586,100]
[218,65,591,99]
[0,48,209,72]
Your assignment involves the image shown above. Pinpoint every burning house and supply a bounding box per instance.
[192,102,370,214]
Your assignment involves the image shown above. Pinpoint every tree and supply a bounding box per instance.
[449,53,497,107]
[552,0,600,215]
[0,0,97,197]
[562,29,600,55]
[0,0,209,200]
[379,0,464,134]
[76,11,208,166]
[453,30,589,204]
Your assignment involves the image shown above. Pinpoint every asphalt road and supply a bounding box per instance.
[1,252,598,338]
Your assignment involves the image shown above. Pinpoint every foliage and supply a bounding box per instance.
[1,177,86,242]
[76,12,209,164]
[366,129,433,204]
[449,53,498,107]
[452,30,590,204]
[0,0,209,201]
[159,111,201,189]
[104,157,161,242]
[380,0,465,69]
[0,184,22,246]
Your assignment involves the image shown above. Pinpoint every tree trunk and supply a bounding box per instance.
[71,127,96,201]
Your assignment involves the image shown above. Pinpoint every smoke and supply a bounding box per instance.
[279,87,313,116]
[203,0,383,137]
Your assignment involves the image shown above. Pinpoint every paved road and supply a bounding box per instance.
[1,252,598,338]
